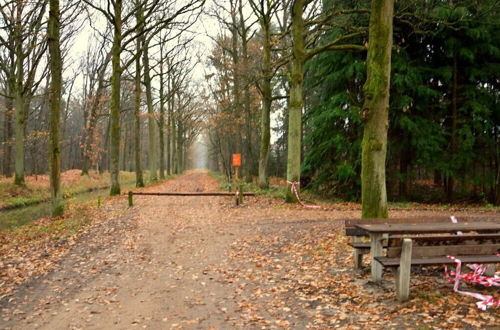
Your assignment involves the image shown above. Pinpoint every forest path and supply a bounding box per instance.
[2,170,350,329]
[2,171,498,329]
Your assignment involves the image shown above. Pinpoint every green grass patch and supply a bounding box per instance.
[0,182,48,209]
[0,203,94,248]
[0,171,138,210]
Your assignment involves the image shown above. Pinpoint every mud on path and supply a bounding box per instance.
[1,170,499,329]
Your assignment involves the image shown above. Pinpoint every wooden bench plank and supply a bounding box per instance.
[344,217,496,236]
[387,243,500,258]
[389,233,500,242]
[344,216,495,227]
[348,242,388,249]
[356,222,500,234]
[375,254,500,267]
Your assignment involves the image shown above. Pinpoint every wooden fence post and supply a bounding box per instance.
[128,191,133,207]
[396,238,412,301]
[234,166,240,206]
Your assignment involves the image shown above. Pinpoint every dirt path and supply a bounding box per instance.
[1,170,498,329]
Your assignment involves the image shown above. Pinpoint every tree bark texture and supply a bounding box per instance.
[166,74,172,175]
[134,8,144,187]
[13,8,25,186]
[158,52,166,180]
[142,41,158,181]
[258,19,272,189]
[48,0,64,216]
[3,94,13,177]
[109,0,123,196]
[360,0,394,218]
[286,0,305,202]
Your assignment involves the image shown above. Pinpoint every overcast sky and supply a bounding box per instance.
[66,1,280,144]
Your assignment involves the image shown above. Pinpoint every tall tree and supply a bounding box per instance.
[142,37,158,182]
[80,40,111,176]
[249,0,280,188]
[0,1,48,185]
[284,0,366,201]
[83,0,204,194]
[134,30,145,187]
[48,0,63,216]
[109,0,123,195]
[360,0,394,218]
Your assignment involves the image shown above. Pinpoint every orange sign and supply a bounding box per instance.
[232,153,241,167]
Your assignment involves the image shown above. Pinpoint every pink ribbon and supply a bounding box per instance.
[287,181,322,209]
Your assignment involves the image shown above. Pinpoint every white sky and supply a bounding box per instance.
[67,0,281,144]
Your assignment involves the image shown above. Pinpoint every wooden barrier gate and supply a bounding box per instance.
[128,191,256,207]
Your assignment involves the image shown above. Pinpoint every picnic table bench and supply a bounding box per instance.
[355,222,500,301]
[345,217,466,269]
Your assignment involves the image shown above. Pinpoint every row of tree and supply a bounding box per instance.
[1,0,497,218]
[0,0,205,214]
[204,0,394,215]
[204,0,499,210]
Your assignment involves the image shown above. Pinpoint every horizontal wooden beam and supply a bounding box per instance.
[129,192,256,197]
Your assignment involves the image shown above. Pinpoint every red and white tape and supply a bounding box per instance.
[287,181,322,209]
[444,255,500,310]
[445,216,499,310]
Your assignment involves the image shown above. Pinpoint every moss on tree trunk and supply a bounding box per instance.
[3,93,13,177]
[360,0,394,218]
[13,7,26,186]
[258,19,272,189]
[109,0,123,196]
[286,0,305,202]
[142,42,158,182]
[13,90,25,186]
[134,36,144,187]
[48,0,64,216]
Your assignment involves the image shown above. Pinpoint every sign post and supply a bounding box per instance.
[232,154,243,205]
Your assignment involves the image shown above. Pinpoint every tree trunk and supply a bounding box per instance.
[109,0,123,196]
[167,75,174,175]
[360,0,394,218]
[142,41,158,181]
[286,0,306,202]
[166,75,172,175]
[258,19,272,189]
[158,53,166,180]
[238,0,253,183]
[81,54,109,177]
[176,121,183,173]
[48,0,63,216]
[3,94,13,177]
[230,1,242,162]
[13,1,25,186]
[13,86,26,186]
[134,11,144,187]
[172,117,177,174]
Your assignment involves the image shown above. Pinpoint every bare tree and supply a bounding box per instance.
[249,0,281,188]
[283,0,367,201]
[82,0,205,194]
[0,1,48,185]
[80,36,112,176]
[48,0,63,215]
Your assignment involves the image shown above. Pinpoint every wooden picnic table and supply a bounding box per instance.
[355,221,500,281]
